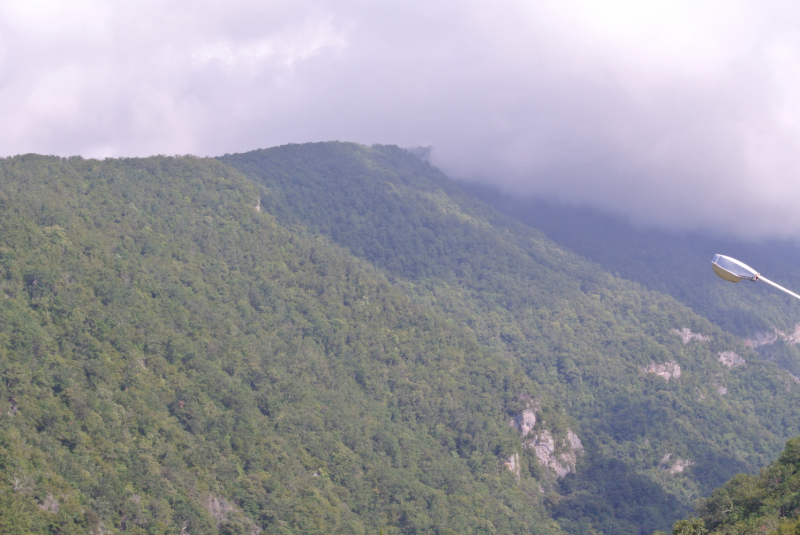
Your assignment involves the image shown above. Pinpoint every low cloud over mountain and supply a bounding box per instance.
[2,0,800,239]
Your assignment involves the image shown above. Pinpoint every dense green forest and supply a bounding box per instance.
[0,143,798,533]
[663,436,800,534]
[465,185,800,368]
[0,155,558,533]
[222,143,800,534]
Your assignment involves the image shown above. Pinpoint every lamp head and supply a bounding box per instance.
[711,254,760,283]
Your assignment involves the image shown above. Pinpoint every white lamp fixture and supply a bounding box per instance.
[712,254,800,301]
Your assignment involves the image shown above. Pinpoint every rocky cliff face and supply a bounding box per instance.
[672,328,710,344]
[504,453,521,480]
[642,361,681,381]
[509,405,583,478]
[514,408,537,437]
[744,324,800,348]
[718,351,745,367]
[527,430,583,478]
[659,453,693,475]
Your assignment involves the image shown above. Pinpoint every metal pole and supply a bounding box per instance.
[759,276,800,302]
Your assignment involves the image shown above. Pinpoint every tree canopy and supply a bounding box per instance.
[0,144,798,533]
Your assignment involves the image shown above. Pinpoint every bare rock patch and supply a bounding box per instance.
[512,409,537,438]
[526,429,583,478]
[642,361,681,381]
[504,453,521,479]
[745,324,800,348]
[659,453,693,474]
[509,405,583,478]
[718,351,745,368]
[672,328,709,344]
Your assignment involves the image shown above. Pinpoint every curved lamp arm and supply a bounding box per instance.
[758,276,800,302]
[712,254,800,302]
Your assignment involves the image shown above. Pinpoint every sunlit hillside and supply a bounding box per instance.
[1,145,799,534]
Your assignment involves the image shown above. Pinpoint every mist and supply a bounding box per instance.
[2,0,800,240]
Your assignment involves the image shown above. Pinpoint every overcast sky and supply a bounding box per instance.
[2,0,800,240]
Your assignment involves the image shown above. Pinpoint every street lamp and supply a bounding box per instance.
[712,254,800,301]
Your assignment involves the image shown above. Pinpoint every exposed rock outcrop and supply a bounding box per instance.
[787,326,800,344]
[567,429,583,450]
[642,361,681,381]
[509,405,583,478]
[504,453,521,479]
[672,328,709,344]
[745,330,779,348]
[204,495,261,535]
[718,351,745,367]
[527,430,582,478]
[513,409,537,438]
[708,375,727,395]
[744,324,800,348]
[205,495,235,525]
[659,453,693,474]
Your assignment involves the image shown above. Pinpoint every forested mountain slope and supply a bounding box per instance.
[464,187,800,377]
[2,145,800,534]
[0,155,560,534]
[666,436,800,534]
[222,143,800,534]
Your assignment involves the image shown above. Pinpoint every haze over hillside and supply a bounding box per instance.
[466,185,800,378]
[5,2,800,241]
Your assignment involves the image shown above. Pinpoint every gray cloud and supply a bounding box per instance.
[2,1,800,239]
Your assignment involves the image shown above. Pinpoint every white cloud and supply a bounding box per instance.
[2,1,800,239]
[191,17,347,71]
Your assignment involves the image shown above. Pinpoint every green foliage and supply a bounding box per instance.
[465,185,800,339]
[0,486,35,535]
[2,143,800,534]
[671,518,707,535]
[0,154,558,533]
[222,142,800,534]
[668,437,800,533]
[552,449,686,534]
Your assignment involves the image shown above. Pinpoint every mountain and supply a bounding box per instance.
[463,187,800,382]
[222,143,800,534]
[0,144,799,534]
[0,155,557,534]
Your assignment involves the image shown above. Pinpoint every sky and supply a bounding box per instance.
[2,0,800,240]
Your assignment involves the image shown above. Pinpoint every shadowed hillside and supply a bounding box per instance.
[222,143,800,534]
[464,186,800,382]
